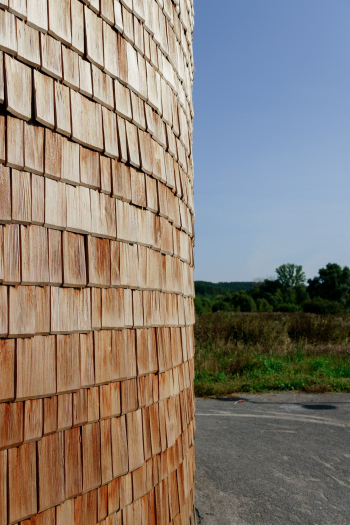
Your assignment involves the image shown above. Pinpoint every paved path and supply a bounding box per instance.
[195,393,350,525]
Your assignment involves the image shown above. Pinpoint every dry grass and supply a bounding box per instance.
[194,313,350,397]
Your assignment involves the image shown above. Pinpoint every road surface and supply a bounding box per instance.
[195,393,350,525]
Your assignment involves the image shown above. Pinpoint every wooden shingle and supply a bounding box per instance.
[3,223,20,285]
[9,285,35,337]
[48,228,63,285]
[115,80,132,120]
[11,169,31,224]
[112,160,131,201]
[87,236,111,287]
[73,388,88,428]
[92,64,114,110]
[121,378,138,414]
[100,382,121,420]
[57,333,81,394]
[57,500,74,525]
[27,0,48,33]
[58,393,72,431]
[79,56,93,97]
[61,138,80,185]
[125,120,140,168]
[103,20,119,79]
[71,0,84,55]
[100,418,113,484]
[126,409,144,471]
[6,116,24,170]
[48,0,72,46]
[87,386,100,423]
[80,332,95,387]
[24,124,44,175]
[31,174,45,225]
[0,401,23,450]
[0,115,4,163]
[16,336,56,399]
[85,6,104,69]
[102,106,120,159]
[0,165,11,223]
[91,287,102,331]
[70,88,104,152]
[43,395,58,436]
[40,32,62,80]
[24,398,43,443]
[55,82,72,136]
[0,339,15,401]
[130,168,146,208]
[38,432,65,511]
[117,115,128,162]
[45,179,67,230]
[62,231,87,287]
[80,146,100,189]
[5,53,32,118]
[82,422,102,492]
[111,415,129,478]
[17,18,41,67]
[8,442,37,523]
[0,9,17,55]
[100,155,112,194]
[44,129,62,180]
[112,329,137,380]
[119,473,132,510]
[21,225,49,285]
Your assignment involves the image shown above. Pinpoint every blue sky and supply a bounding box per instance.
[193,0,350,282]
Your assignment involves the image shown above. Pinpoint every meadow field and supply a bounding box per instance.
[194,312,350,397]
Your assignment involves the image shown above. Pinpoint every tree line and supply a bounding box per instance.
[195,263,350,315]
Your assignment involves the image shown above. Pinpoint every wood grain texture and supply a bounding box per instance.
[0,165,11,223]
[0,9,17,55]
[16,336,56,399]
[6,115,24,170]
[40,33,62,80]
[0,1,196,522]
[37,432,65,511]
[34,70,55,129]
[27,0,48,33]
[5,55,32,120]
[17,18,41,67]
[48,0,72,46]
[8,442,37,523]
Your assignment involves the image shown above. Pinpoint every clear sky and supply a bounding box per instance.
[193,0,350,283]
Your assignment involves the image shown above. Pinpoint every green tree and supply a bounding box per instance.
[307,263,350,309]
[256,298,273,312]
[212,300,231,313]
[276,264,306,288]
[194,297,204,315]
[303,298,345,314]
[230,292,257,312]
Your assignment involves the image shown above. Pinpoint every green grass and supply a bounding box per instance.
[194,313,350,397]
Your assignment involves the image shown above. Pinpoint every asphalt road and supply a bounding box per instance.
[195,393,350,525]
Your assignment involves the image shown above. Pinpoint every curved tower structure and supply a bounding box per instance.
[0,0,195,523]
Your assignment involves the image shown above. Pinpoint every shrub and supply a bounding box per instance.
[287,314,349,344]
[303,298,345,315]
[212,301,232,313]
[257,298,273,312]
[231,293,257,312]
[279,303,302,313]
[194,297,204,315]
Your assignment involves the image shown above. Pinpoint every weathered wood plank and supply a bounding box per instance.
[5,55,32,120]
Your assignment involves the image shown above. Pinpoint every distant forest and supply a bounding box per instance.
[195,263,350,315]
[195,281,254,296]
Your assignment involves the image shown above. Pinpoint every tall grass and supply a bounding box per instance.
[194,313,350,396]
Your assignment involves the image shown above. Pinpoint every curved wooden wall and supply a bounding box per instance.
[0,0,195,523]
